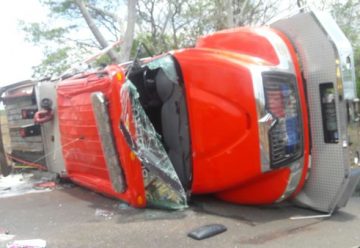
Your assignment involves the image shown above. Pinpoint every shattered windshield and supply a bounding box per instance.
[146,55,179,83]
[120,79,187,210]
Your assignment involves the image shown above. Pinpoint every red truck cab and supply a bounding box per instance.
[39,10,360,213]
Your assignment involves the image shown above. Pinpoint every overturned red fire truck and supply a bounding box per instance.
[1,10,360,213]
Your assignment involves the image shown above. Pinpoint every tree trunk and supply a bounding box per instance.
[225,0,234,28]
[75,0,120,63]
[171,12,179,49]
[119,0,138,62]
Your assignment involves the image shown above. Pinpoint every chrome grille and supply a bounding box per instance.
[263,73,302,168]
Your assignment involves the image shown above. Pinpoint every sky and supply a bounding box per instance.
[0,0,47,85]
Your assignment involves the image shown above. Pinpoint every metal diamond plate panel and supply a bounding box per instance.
[271,12,351,213]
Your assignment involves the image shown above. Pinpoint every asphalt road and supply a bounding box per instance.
[1,182,360,248]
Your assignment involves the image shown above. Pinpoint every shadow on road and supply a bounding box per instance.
[60,183,358,226]
[190,195,357,225]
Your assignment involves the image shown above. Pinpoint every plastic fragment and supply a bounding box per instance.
[33,182,56,190]
[188,224,227,240]
[7,239,46,248]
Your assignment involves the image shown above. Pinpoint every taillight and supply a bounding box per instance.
[19,128,26,138]
[263,73,302,168]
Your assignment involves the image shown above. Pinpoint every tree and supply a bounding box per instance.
[218,0,280,28]
[74,0,120,62]
[24,0,359,83]
[22,0,137,78]
[23,0,295,77]
[136,0,282,54]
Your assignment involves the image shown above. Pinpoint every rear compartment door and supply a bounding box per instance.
[35,81,66,175]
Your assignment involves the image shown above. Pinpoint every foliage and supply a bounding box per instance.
[331,0,360,45]
[21,0,129,78]
[21,0,360,90]
[22,0,286,78]
[32,47,71,79]
[331,0,360,96]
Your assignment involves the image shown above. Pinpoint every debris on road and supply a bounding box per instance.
[33,181,56,190]
[95,208,114,220]
[117,202,130,210]
[187,224,227,240]
[6,239,46,248]
[290,214,332,220]
[31,171,58,183]
[0,173,52,198]
[0,233,15,242]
